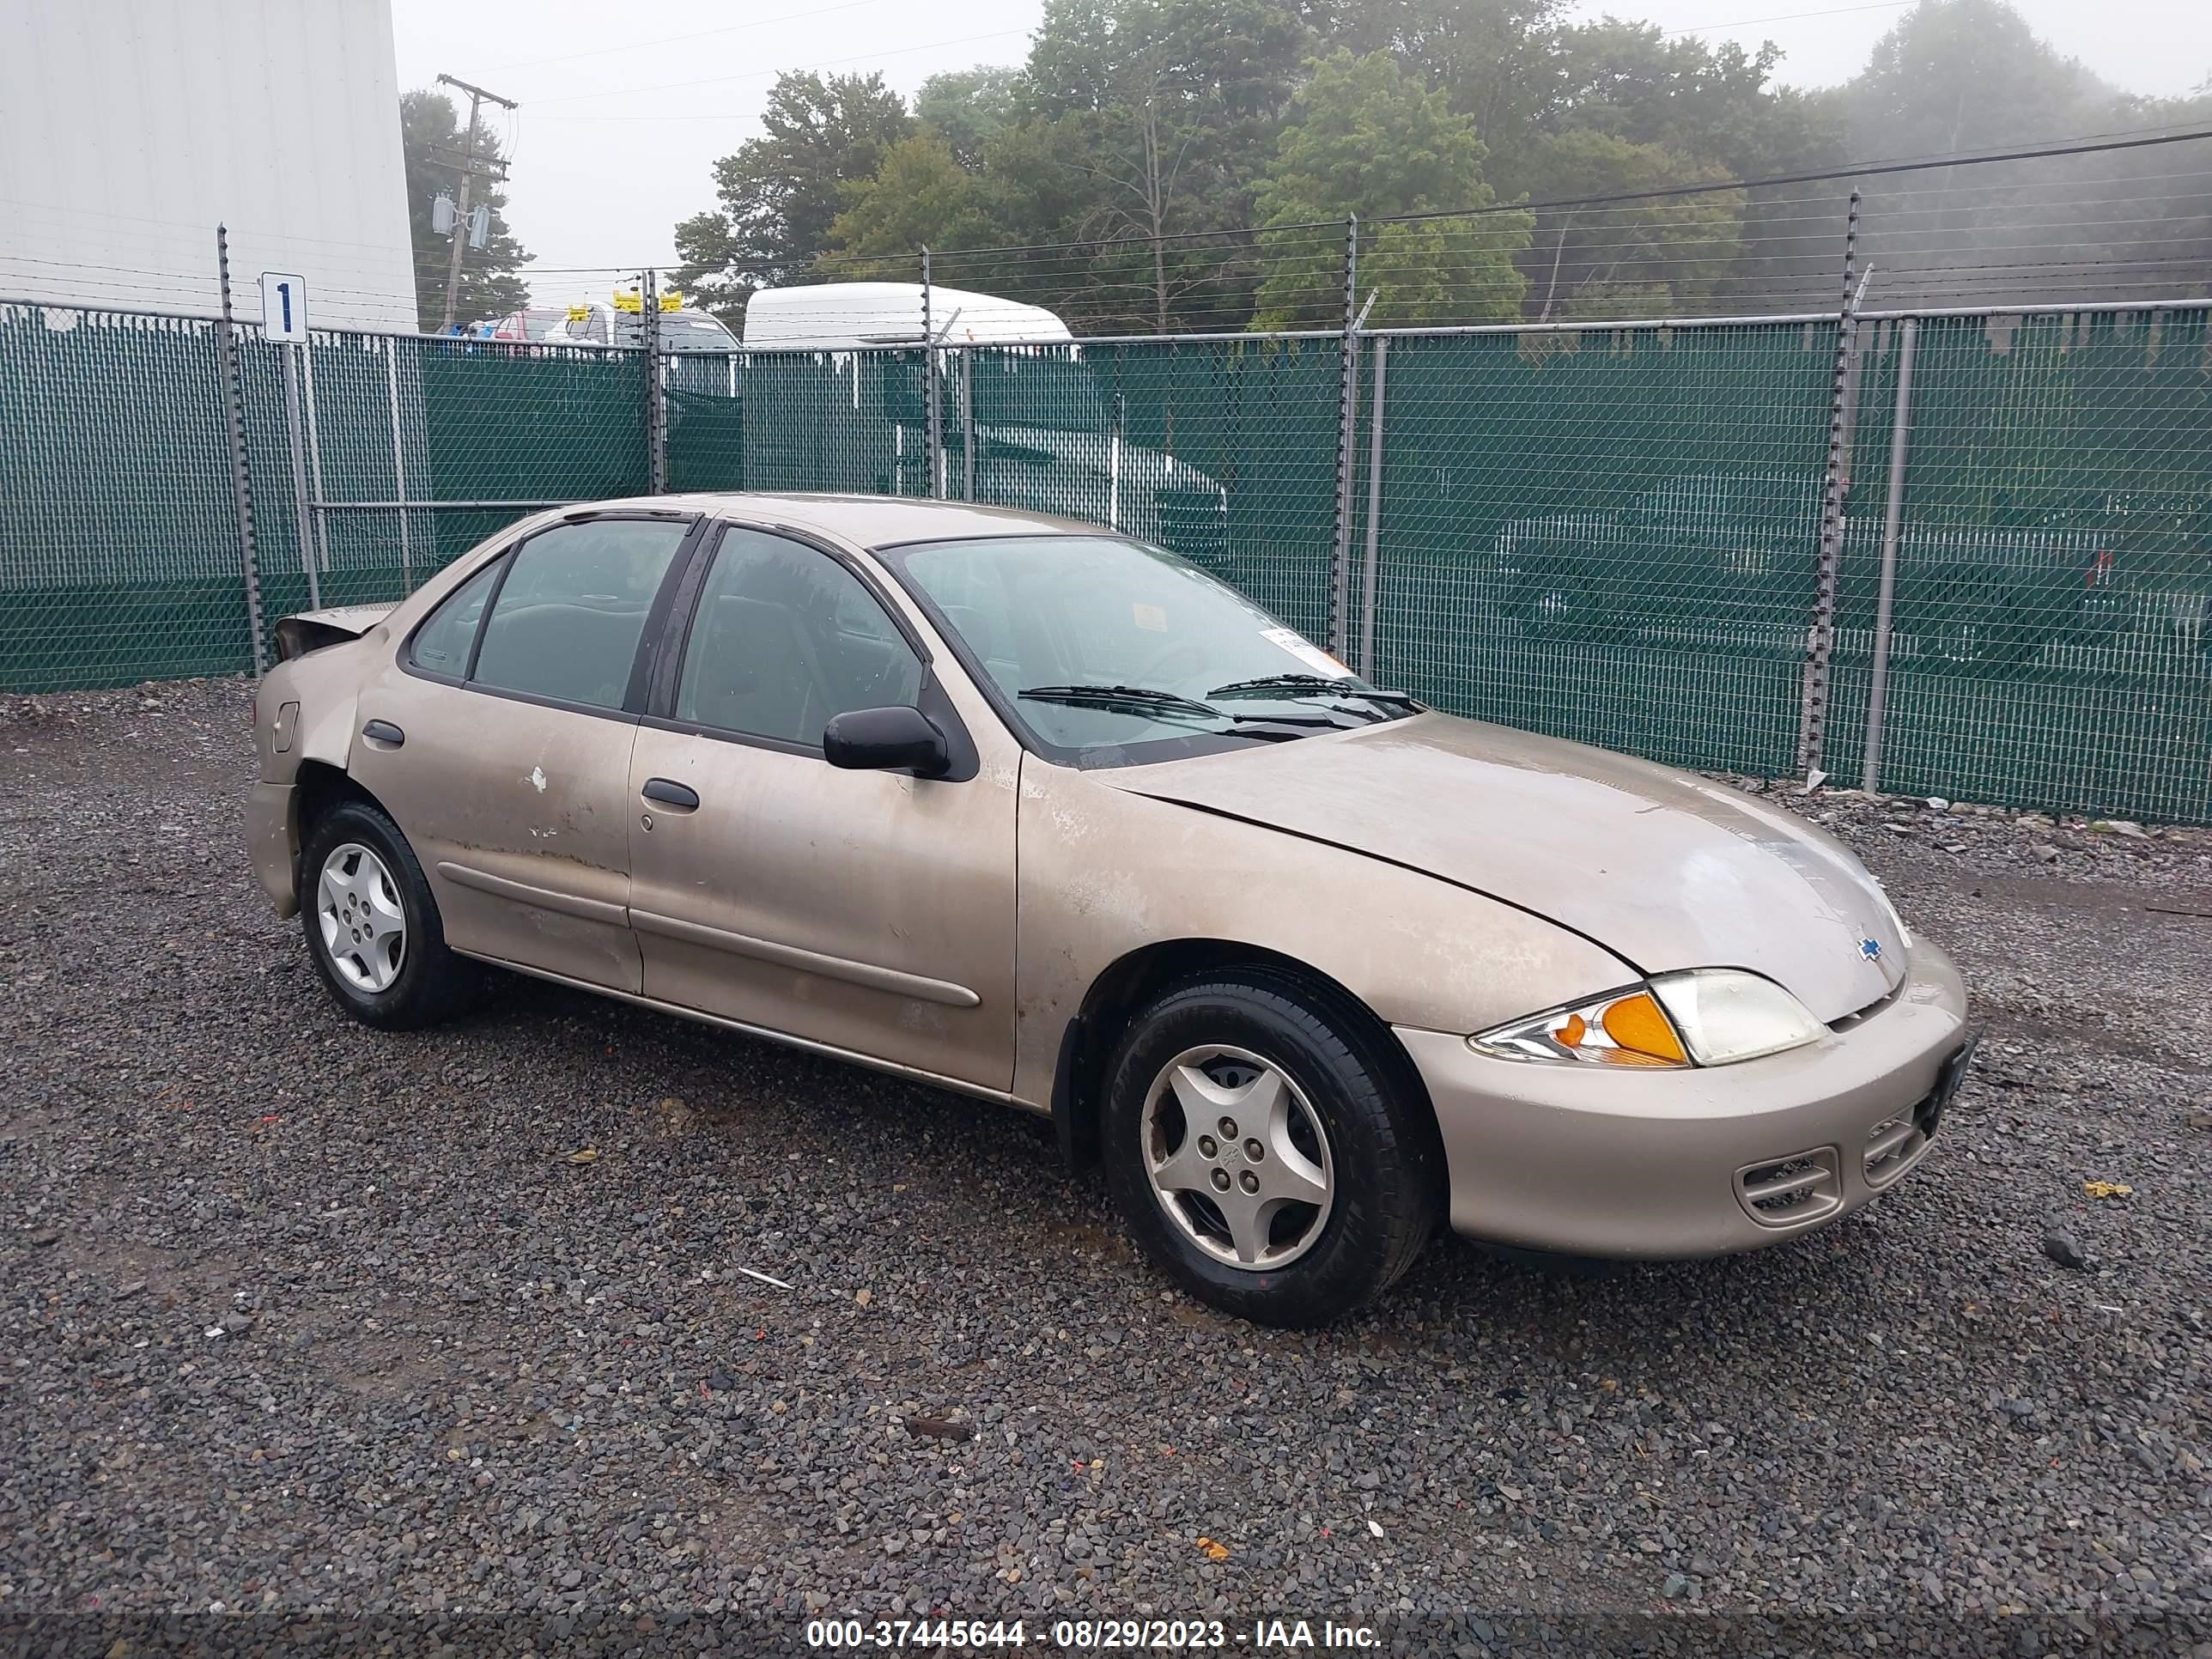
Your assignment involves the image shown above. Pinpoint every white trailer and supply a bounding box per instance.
[741,283,1228,562]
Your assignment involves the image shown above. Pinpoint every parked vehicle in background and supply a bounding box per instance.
[1491,475,2212,668]
[245,493,1972,1328]
[487,307,573,343]
[548,289,739,354]
[741,283,1229,567]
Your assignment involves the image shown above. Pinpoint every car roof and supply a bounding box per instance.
[592,492,1103,550]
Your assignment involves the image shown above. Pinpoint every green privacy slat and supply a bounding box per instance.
[0,306,253,688]
[6,307,2209,825]
[1825,311,2212,823]
[1367,323,1835,778]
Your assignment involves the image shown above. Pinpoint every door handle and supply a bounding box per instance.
[641,777,700,811]
[361,719,404,747]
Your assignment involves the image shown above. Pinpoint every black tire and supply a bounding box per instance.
[1099,972,1442,1328]
[298,797,477,1030]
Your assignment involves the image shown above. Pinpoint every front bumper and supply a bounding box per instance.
[247,781,299,917]
[1397,940,1971,1257]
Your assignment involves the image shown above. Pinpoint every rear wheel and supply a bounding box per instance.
[300,798,477,1030]
[1100,973,1441,1327]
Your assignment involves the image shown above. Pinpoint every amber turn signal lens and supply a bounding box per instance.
[1599,992,1688,1064]
[1553,1012,1589,1048]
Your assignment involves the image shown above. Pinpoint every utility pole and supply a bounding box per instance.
[434,72,518,332]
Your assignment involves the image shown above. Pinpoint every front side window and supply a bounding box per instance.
[674,528,924,747]
[467,518,690,709]
[884,535,1418,765]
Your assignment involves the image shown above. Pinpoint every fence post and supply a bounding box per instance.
[300,333,331,580]
[1862,317,1920,793]
[921,247,943,500]
[1329,216,1360,658]
[1797,188,1863,779]
[642,268,667,493]
[280,341,321,611]
[384,339,415,593]
[961,346,975,502]
[214,224,268,676]
[1359,333,1389,679]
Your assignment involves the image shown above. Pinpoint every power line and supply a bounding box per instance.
[924,124,2212,257]
[1650,0,1911,38]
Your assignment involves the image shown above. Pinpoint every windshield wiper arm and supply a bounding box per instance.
[1207,673,1425,708]
[1018,684,1224,720]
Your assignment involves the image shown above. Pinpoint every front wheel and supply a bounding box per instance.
[299,798,477,1030]
[1100,974,1441,1327]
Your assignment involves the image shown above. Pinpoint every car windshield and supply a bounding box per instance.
[884,535,1419,764]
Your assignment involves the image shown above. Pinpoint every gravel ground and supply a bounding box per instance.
[1,677,2207,1653]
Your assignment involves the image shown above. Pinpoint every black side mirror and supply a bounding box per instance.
[823,705,951,777]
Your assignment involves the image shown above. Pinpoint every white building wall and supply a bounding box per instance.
[0,0,418,331]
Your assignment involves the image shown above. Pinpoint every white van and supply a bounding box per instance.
[740,283,1229,565]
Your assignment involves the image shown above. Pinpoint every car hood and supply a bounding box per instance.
[1098,712,1906,1024]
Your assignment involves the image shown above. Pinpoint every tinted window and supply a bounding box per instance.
[407,560,500,678]
[675,529,923,746]
[471,519,690,709]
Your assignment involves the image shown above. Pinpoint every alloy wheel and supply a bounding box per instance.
[316,842,407,994]
[1139,1044,1334,1270]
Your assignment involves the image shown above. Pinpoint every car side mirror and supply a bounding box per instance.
[823,705,951,778]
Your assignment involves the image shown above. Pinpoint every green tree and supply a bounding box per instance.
[1524,21,1835,182]
[1013,0,1316,330]
[1512,130,1743,319]
[1838,0,2106,158]
[401,89,532,331]
[672,71,912,322]
[1250,50,1529,328]
[916,67,1025,170]
[1326,0,1565,177]
[825,134,997,260]
[1832,0,2136,307]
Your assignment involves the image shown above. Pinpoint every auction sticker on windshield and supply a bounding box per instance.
[1261,626,1356,678]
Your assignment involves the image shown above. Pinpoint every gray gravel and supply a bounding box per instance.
[1,678,2207,1650]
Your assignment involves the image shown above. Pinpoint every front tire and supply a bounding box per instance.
[1100,973,1441,1327]
[299,798,476,1030]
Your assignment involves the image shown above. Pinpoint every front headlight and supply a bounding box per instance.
[1470,969,1825,1069]
[1649,969,1826,1066]
[1469,984,1691,1067]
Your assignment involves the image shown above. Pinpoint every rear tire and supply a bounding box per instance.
[299,798,477,1030]
[1100,972,1440,1327]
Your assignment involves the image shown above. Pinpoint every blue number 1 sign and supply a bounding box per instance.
[260,272,309,343]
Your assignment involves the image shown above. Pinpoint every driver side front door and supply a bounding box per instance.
[623,526,1022,1091]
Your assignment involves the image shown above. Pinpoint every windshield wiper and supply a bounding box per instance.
[1018,683,1362,737]
[1018,684,1224,720]
[1207,673,1425,708]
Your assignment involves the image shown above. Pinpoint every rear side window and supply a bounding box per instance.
[407,560,500,678]
[469,519,690,710]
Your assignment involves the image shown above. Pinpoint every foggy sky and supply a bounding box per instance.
[387,0,2210,295]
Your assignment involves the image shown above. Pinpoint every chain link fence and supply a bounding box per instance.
[3,288,2208,822]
